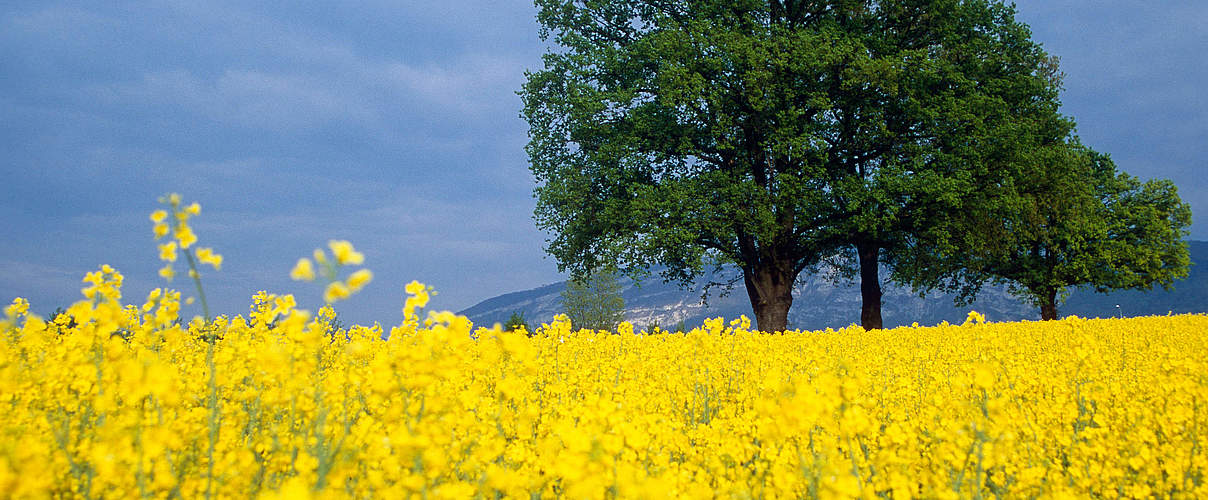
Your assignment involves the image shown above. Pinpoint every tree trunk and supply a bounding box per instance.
[742,264,796,333]
[1039,288,1058,320]
[857,242,883,330]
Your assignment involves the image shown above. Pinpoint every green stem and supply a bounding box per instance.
[183,250,211,321]
[205,339,219,499]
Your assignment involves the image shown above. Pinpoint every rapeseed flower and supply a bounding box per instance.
[195,247,222,270]
[328,240,364,266]
[290,258,316,281]
[3,277,1206,499]
[346,269,372,292]
[174,225,197,249]
[4,297,28,318]
[158,241,177,262]
[293,241,371,306]
[402,280,431,320]
[323,281,351,303]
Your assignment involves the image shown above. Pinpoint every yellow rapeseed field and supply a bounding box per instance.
[1,197,1205,499]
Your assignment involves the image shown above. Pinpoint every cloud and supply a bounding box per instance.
[3,5,114,34]
[92,69,373,131]
[9,1,542,199]
[82,44,533,157]
[0,259,81,299]
[378,54,525,114]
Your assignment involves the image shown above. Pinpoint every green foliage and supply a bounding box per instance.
[523,0,1066,331]
[905,140,1192,320]
[560,268,626,331]
[504,311,530,334]
[989,144,1190,319]
[47,307,78,331]
[648,319,687,334]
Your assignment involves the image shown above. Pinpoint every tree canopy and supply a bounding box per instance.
[560,268,626,331]
[944,141,1191,320]
[522,0,1172,331]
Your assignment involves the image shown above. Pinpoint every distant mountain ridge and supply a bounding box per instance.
[461,241,1208,331]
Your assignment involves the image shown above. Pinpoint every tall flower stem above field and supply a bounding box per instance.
[151,193,222,320]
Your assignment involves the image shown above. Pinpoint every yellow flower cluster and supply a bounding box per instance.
[402,279,432,326]
[151,194,221,282]
[291,240,373,303]
[2,269,1205,498]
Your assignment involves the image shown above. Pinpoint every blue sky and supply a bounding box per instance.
[2,1,1205,326]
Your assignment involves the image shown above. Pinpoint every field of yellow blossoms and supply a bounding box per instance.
[1,196,1206,499]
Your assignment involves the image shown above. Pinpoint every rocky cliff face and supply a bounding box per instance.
[461,242,1207,331]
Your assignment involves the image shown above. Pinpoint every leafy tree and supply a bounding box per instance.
[560,268,626,331]
[963,143,1190,320]
[523,0,1064,331]
[504,311,531,334]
